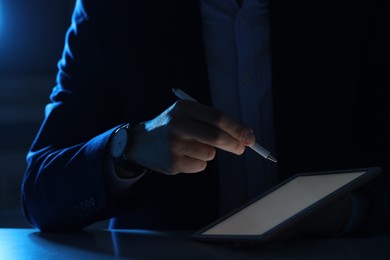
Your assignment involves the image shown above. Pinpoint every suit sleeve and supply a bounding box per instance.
[21,0,152,231]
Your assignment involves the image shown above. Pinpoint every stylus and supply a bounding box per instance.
[172,88,278,163]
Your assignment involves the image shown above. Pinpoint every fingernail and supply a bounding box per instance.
[244,132,255,145]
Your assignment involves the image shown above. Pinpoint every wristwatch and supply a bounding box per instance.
[109,123,145,177]
[110,124,130,162]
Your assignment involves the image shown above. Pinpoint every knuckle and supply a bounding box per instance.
[235,125,246,138]
[213,132,228,147]
[206,148,216,160]
[215,114,230,129]
[196,161,207,172]
[234,144,245,155]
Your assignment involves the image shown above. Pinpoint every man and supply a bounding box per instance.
[21,0,389,237]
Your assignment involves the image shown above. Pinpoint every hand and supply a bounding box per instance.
[126,100,255,175]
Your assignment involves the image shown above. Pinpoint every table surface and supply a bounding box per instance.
[0,228,389,259]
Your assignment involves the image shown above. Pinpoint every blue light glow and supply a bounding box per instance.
[0,2,2,33]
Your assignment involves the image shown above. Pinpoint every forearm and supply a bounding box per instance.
[22,130,113,231]
[21,128,152,231]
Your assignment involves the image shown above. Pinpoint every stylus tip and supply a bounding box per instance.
[267,155,278,163]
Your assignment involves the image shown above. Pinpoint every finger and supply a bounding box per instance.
[172,117,246,155]
[173,139,216,161]
[172,100,255,145]
[170,155,208,174]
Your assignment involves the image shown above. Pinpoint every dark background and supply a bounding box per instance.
[0,0,75,227]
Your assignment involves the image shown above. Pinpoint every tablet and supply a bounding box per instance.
[192,167,381,243]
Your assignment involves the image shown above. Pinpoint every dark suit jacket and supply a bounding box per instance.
[22,0,390,235]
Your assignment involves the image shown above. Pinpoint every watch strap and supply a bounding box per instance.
[114,123,148,178]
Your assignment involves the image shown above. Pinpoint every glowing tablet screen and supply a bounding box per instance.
[201,171,366,236]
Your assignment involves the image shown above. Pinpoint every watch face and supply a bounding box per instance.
[110,127,128,159]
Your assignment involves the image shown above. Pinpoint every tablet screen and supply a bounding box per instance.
[200,171,366,236]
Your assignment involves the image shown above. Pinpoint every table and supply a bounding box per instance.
[0,228,389,259]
